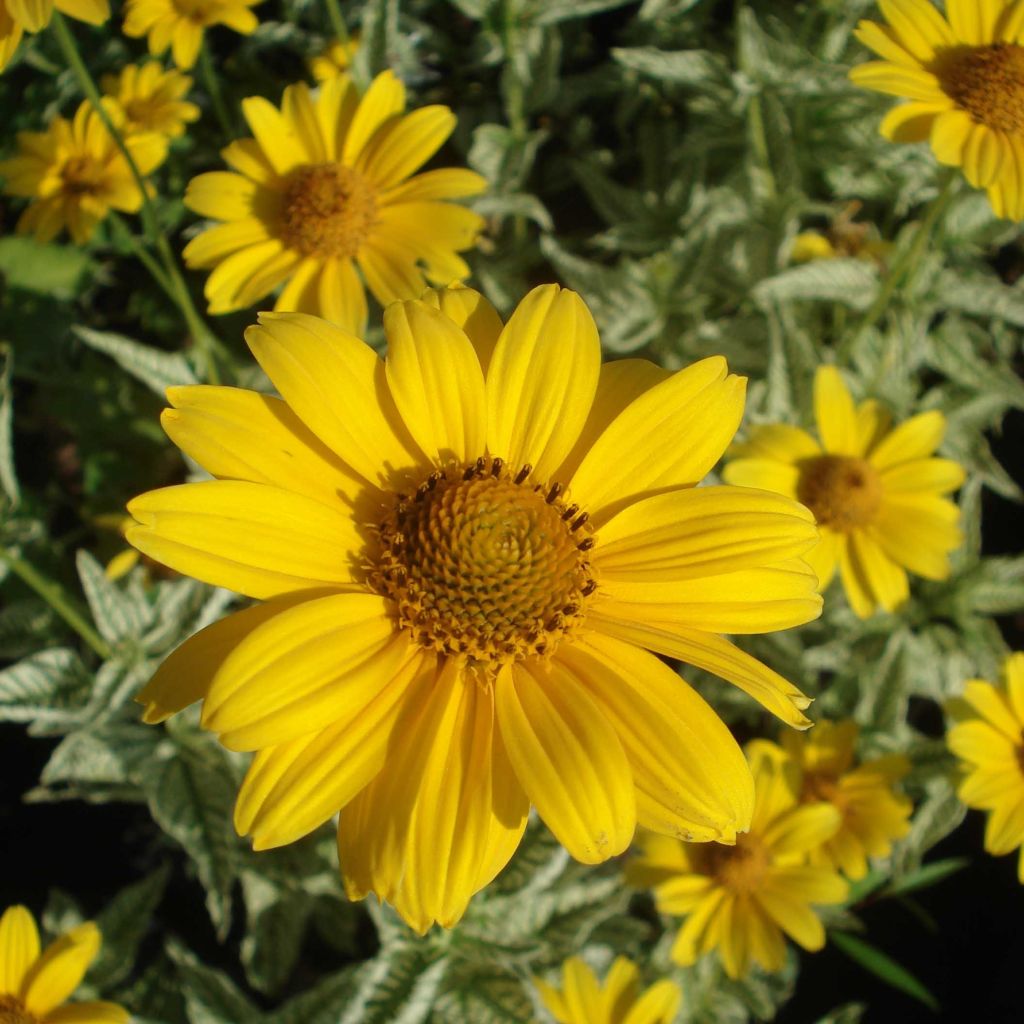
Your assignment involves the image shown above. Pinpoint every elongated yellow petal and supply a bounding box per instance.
[127,481,365,599]
[848,530,909,613]
[814,366,859,456]
[380,167,487,205]
[931,108,975,166]
[22,923,99,1016]
[880,101,947,142]
[729,423,820,463]
[868,409,945,468]
[624,981,682,1024]
[7,0,51,33]
[496,661,636,863]
[342,70,406,164]
[356,105,456,189]
[848,61,944,101]
[879,0,955,59]
[486,285,600,484]
[602,957,641,1020]
[878,457,964,493]
[762,804,841,857]
[419,284,504,373]
[241,95,310,176]
[43,1001,130,1023]
[0,905,39,996]
[754,887,826,952]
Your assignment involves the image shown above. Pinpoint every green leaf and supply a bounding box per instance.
[753,259,880,310]
[612,46,729,87]
[886,857,970,899]
[340,944,446,1024]
[830,932,938,1012]
[73,326,197,397]
[240,871,313,995]
[266,967,364,1024]
[0,236,92,299]
[434,966,533,1023]
[0,648,90,729]
[76,549,152,646]
[169,944,262,1024]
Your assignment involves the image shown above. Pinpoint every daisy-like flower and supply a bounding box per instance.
[0,905,128,1023]
[310,35,359,81]
[0,98,167,245]
[122,0,260,70]
[947,653,1024,882]
[101,62,200,139]
[535,957,681,1024]
[628,749,849,979]
[850,0,1024,220]
[0,0,108,74]
[127,284,823,933]
[723,365,965,619]
[182,72,486,333]
[766,720,913,880]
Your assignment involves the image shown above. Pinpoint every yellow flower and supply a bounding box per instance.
[850,0,1024,220]
[628,748,849,979]
[0,98,168,245]
[791,202,891,266]
[947,653,1024,882]
[0,905,128,1024]
[723,365,965,619]
[768,720,913,880]
[122,0,260,70]
[101,61,200,139]
[535,957,681,1024]
[126,284,823,933]
[310,35,359,81]
[0,0,108,74]
[182,72,486,333]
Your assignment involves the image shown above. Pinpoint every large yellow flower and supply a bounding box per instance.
[947,653,1024,882]
[628,749,849,980]
[0,905,128,1023]
[0,0,108,74]
[0,98,167,244]
[101,61,200,139]
[123,0,260,69]
[182,72,486,333]
[126,284,823,932]
[723,365,964,619]
[761,720,913,880]
[535,957,681,1024]
[850,0,1024,219]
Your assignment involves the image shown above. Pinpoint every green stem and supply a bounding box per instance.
[0,549,111,660]
[324,0,351,45]
[746,94,777,199]
[198,39,233,139]
[108,213,176,301]
[51,12,227,385]
[837,172,957,362]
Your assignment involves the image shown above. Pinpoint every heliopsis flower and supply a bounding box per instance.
[723,365,965,619]
[182,72,486,332]
[310,35,359,81]
[535,957,681,1024]
[0,0,108,74]
[850,0,1024,220]
[122,0,260,69]
[0,905,128,1023]
[947,653,1024,882]
[628,749,849,979]
[127,284,823,932]
[101,61,200,138]
[765,720,913,880]
[0,98,168,245]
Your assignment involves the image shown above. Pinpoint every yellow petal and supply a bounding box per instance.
[312,257,368,334]
[762,804,842,856]
[1006,653,1024,722]
[729,423,820,464]
[7,0,51,33]
[383,300,486,464]
[127,481,364,599]
[240,95,310,176]
[496,661,636,863]
[201,592,401,750]
[814,365,859,455]
[961,679,1023,740]
[419,284,504,373]
[357,105,456,189]
[558,958,603,1022]
[183,219,271,268]
[282,82,328,164]
[880,101,946,142]
[668,888,727,966]
[948,720,1017,766]
[931,108,975,166]
[837,533,877,618]
[43,1000,130,1023]
[848,531,909,613]
[184,171,276,221]
[55,0,110,25]
[868,410,945,468]
[486,285,601,484]
[22,923,99,1017]
[342,70,406,165]
[878,0,955,59]
[755,886,826,952]
[877,456,964,494]
[947,0,1000,45]
[380,167,488,204]
[984,795,1024,855]
[848,61,943,101]
[0,905,40,995]
[961,124,1006,188]
[624,979,683,1024]
[871,498,961,579]
[602,957,641,1020]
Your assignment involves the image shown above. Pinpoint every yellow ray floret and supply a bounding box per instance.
[182,71,486,333]
[127,284,824,933]
[0,98,167,245]
[628,747,849,980]
[310,35,360,81]
[0,0,108,74]
[850,0,1024,219]
[535,956,681,1024]
[947,653,1024,883]
[724,364,965,619]
[122,0,261,69]
[101,61,200,139]
[0,904,128,1023]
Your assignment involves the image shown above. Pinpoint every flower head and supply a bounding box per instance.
[0,905,127,1023]
[723,365,964,618]
[127,284,822,932]
[767,720,913,880]
[0,98,167,244]
[310,35,359,81]
[182,72,486,332]
[850,0,1024,219]
[535,957,681,1024]
[791,203,891,266]
[122,0,260,69]
[628,748,849,979]
[101,61,200,138]
[0,0,108,74]
[947,653,1024,882]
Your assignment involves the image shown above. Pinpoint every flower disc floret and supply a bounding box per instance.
[0,995,35,1024]
[279,164,378,259]
[935,43,1024,132]
[797,455,882,532]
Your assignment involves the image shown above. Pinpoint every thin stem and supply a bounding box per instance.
[325,0,351,45]
[746,94,778,200]
[198,39,233,139]
[108,212,176,301]
[838,172,958,361]
[1,549,111,660]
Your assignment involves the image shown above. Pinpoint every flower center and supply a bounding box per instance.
[279,163,378,259]
[60,155,102,197]
[934,43,1024,133]
[705,836,769,894]
[0,995,36,1024]
[800,771,849,816]
[796,455,881,532]
[370,458,596,667]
